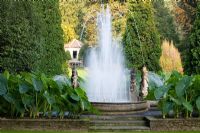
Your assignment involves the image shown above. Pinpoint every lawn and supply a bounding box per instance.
[0,131,200,133]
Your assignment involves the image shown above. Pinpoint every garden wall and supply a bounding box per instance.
[0,118,89,131]
[147,116,200,131]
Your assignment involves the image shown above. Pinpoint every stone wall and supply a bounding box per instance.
[0,118,89,131]
[147,116,200,131]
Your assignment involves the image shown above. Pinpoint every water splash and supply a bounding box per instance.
[86,6,130,103]
[148,72,164,87]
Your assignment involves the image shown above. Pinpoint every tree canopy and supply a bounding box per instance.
[0,0,65,75]
[123,0,161,71]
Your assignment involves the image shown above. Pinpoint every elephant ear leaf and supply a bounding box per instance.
[43,91,56,105]
[162,101,173,114]
[175,76,193,98]
[3,93,15,104]
[70,93,80,101]
[32,77,43,91]
[0,74,7,96]
[182,100,193,112]
[196,97,200,111]
[154,84,171,100]
[169,95,182,105]
[19,82,32,94]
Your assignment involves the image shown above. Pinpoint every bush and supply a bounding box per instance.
[150,71,200,118]
[160,40,183,73]
[0,71,94,118]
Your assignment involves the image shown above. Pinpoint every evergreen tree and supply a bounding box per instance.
[39,0,66,75]
[0,0,65,75]
[153,0,180,44]
[123,0,161,71]
[184,2,200,74]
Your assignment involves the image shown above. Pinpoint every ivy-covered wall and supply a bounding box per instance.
[0,0,66,76]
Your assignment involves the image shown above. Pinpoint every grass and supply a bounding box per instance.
[0,131,200,133]
[68,67,87,80]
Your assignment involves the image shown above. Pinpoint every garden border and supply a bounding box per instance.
[146,116,200,131]
[0,118,89,131]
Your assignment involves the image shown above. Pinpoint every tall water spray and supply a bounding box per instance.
[86,6,130,103]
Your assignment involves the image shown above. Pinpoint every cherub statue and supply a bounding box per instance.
[139,66,148,100]
[71,66,79,88]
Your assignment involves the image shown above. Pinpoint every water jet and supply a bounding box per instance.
[86,5,148,114]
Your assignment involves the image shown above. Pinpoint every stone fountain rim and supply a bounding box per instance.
[91,101,147,104]
[91,101,149,114]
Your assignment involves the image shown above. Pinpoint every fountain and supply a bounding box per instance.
[86,5,148,114]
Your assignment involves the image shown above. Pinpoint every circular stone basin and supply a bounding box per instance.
[92,101,149,115]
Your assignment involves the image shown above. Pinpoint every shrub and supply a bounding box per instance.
[151,71,200,118]
[160,40,183,73]
[0,71,93,118]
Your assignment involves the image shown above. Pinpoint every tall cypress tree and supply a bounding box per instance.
[123,0,161,71]
[184,2,200,74]
[39,0,66,75]
[0,0,65,75]
[153,0,180,45]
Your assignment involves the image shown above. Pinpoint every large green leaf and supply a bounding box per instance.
[70,93,80,101]
[162,101,173,114]
[154,84,171,99]
[19,82,32,94]
[196,96,200,111]
[175,76,193,98]
[21,72,33,85]
[15,101,25,114]
[43,91,56,105]
[169,95,182,105]
[32,77,43,91]
[167,71,182,85]
[182,101,193,112]
[82,99,91,111]
[75,88,86,98]
[0,74,7,96]
[47,79,60,94]
[22,94,34,108]
[3,93,15,104]
[41,73,48,89]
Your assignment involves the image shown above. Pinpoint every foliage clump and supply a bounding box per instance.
[147,71,200,118]
[0,71,93,118]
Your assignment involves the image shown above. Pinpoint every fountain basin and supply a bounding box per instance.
[92,101,149,115]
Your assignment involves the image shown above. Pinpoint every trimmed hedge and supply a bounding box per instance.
[0,0,66,76]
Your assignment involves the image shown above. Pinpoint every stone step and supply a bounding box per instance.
[89,125,150,132]
[84,115,145,120]
[90,120,147,126]
[149,106,159,111]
